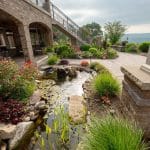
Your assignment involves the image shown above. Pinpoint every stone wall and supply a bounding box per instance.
[0,0,53,62]
[121,66,150,139]
[0,0,52,28]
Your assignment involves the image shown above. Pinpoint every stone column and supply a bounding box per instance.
[121,49,150,139]
[18,24,35,63]
[146,47,150,65]
[71,37,77,47]
[46,28,53,46]
[43,0,51,13]
[140,47,150,74]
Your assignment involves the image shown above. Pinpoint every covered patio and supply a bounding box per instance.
[0,10,23,58]
[0,9,51,63]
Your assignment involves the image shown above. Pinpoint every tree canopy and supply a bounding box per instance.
[80,22,103,43]
[104,21,126,45]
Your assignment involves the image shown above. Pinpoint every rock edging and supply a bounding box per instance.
[0,79,57,150]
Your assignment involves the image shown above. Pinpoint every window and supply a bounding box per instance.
[0,34,6,46]
[30,28,40,46]
[38,0,45,7]
[31,0,38,5]
[6,32,15,48]
[31,0,45,7]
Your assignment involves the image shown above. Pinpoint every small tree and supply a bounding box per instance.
[80,22,103,43]
[104,21,126,45]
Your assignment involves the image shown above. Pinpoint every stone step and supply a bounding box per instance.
[69,95,87,124]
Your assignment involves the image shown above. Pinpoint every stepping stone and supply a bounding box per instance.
[69,95,87,124]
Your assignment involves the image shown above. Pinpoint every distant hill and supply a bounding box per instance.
[122,33,150,43]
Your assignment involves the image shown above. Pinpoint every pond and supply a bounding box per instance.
[29,71,91,150]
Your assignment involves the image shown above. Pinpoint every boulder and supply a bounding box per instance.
[69,96,87,124]
[40,65,52,71]
[29,90,41,105]
[57,68,67,79]
[24,117,30,122]
[68,68,77,78]
[10,122,34,150]
[35,101,45,109]
[0,124,16,140]
[0,141,7,150]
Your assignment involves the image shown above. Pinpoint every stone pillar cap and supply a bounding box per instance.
[121,66,150,90]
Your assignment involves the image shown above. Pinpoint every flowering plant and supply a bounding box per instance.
[0,59,37,101]
[20,60,38,82]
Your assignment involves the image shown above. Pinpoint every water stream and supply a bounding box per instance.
[30,71,91,150]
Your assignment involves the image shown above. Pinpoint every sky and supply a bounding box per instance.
[51,0,150,34]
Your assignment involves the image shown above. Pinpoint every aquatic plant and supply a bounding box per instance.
[35,105,70,149]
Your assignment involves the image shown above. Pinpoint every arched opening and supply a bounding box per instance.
[0,9,23,58]
[29,22,52,55]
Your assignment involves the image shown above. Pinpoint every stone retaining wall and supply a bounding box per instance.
[121,66,150,139]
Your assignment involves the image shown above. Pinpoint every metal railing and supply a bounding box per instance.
[50,2,81,39]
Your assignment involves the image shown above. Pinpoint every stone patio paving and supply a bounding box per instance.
[14,55,48,67]
[68,52,146,82]
[14,52,146,82]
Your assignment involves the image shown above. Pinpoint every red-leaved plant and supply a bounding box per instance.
[80,61,89,67]
[0,98,25,124]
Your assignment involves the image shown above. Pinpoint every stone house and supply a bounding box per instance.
[0,0,82,63]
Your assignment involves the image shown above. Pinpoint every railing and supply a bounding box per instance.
[50,2,81,39]
[30,0,84,42]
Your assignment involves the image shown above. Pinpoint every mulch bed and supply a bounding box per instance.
[83,80,123,118]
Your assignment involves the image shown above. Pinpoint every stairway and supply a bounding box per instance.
[50,2,86,44]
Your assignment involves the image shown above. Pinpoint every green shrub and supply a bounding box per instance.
[11,80,35,100]
[82,51,92,58]
[90,62,108,73]
[48,55,59,65]
[45,46,54,53]
[90,62,100,70]
[0,60,37,100]
[82,116,147,150]
[139,42,150,53]
[89,47,98,55]
[80,44,91,51]
[107,48,118,59]
[82,48,117,59]
[125,43,139,53]
[55,43,76,58]
[89,47,104,58]
[93,72,120,97]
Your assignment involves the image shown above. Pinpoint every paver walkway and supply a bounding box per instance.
[68,52,146,82]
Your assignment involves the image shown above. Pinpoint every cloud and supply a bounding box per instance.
[51,0,150,33]
[127,24,150,34]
